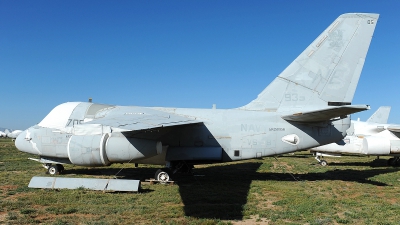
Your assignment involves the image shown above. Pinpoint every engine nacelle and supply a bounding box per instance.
[67,133,162,166]
[362,136,400,155]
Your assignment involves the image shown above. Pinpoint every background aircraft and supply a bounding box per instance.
[0,128,22,140]
[311,106,400,166]
[1,129,12,138]
[6,130,22,140]
[16,13,378,182]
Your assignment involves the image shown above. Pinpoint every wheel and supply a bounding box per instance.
[48,165,60,175]
[155,168,172,184]
[320,160,328,166]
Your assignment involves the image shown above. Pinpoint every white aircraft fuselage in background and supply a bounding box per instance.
[311,106,400,166]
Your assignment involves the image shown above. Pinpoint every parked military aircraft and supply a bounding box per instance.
[311,106,400,166]
[0,129,22,140]
[0,129,12,138]
[16,13,379,182]
[7,130,23,140]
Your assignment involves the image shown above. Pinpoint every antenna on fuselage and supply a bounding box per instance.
[89,98,92,103]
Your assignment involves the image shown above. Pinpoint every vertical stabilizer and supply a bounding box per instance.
[366,106,391,124]
[240,13,379,112]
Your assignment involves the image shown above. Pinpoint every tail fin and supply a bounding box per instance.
[366,106,391,123]
[240,13,379,112]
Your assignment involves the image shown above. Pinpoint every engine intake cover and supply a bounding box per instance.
[67,133,162,166]
[362,136,390,155]
[68,133,110,166]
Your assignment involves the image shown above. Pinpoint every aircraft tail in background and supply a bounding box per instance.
[366,106,391,123]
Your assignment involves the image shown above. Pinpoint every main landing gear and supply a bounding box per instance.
[44,163,65,175]
[154,161,193,184]
[314,154,328,166]
[155,168,172,183]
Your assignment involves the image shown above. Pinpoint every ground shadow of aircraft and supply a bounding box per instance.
[277,153,312,159]
[289,168,397,186]
[176,163,398,220]
[61,162,397,220]
[327,158,392,168]
[63,167,157,181]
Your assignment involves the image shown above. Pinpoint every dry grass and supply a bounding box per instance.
[1,138,400,224]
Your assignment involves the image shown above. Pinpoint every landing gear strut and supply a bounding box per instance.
[314,153,328,166]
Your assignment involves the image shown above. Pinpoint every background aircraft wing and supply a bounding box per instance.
[387,125,400,135]
[281,105,370,123]
[82,107,201,132]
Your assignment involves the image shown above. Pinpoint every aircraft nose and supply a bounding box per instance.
[15,130,36,154]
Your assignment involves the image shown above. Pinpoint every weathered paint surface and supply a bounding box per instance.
[28,177,140,192]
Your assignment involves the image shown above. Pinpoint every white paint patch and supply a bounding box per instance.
[38,102,81,129]
[26,129,42,155]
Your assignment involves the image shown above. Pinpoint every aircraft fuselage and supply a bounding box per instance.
[16,106,350,166]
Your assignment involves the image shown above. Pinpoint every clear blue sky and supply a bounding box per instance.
[1,1,399,130]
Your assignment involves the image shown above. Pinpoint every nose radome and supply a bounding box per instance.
[15,130,33,154]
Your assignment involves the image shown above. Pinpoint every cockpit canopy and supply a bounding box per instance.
[38,102,114,129]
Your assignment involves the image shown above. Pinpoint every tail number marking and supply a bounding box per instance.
[285,94,305,101]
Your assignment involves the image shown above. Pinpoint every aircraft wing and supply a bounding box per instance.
[82,106,201,132]
[281,105,370,123]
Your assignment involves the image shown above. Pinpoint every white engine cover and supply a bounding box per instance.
[362,136,390,155]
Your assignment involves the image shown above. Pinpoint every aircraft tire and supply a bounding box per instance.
[48,165,60,175]
[320,160,328,166]
[155,168,172,184]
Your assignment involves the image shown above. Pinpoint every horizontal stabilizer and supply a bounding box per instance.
[282,105,370,122]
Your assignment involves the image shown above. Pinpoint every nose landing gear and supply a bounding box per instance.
[44,163,65,175]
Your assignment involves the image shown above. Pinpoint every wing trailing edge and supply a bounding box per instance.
[282,105,370,123]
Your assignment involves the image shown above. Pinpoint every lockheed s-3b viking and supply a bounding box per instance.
[16,13,379,183]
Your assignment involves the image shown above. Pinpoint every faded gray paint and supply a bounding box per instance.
[28,177,140,192]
